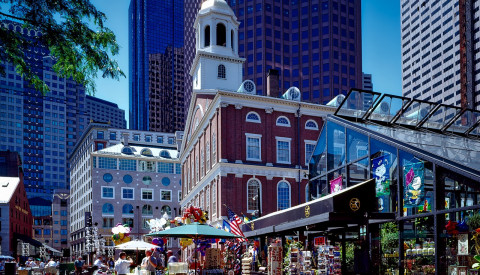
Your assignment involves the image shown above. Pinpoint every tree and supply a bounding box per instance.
[0,0,125,94]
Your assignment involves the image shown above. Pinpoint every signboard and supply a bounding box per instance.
[268,246,282,275]
[403,162,425,208]
[314,237,326,246]
[372,154,391,197]
[330,175,343,194]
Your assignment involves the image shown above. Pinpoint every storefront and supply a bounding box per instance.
[242,89,480,275]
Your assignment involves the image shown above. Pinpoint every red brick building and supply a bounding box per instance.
[179,0,336,225]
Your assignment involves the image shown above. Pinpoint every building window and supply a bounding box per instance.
[212,181,217,215]
[102,203,114,215]
[175,163,181,174]
[145,135,152,142]
[142,176,152,185]
[218,64,226,79]
[139,161,155,172]
[168,137,175,144]
[97,143,104,150]
[110,132,116,140]
[101,187,114,199]
[97,131,104,139]
[133,134,140,141]
[178,190,182,202]
[276,137,291,164]
[247,179,260,212]
[122,188,134,200]
[103,217,114,228]
[305,141,316,166]
[142,204,153,216]
[305,119,319,130]
[212,134,217,164]
[231,29,234,50]
[123,174,133,184]
[246,133,262,161]
[246,112,261,123]
[160,150,171,159]
[142,189,153,201]
[161,177,171,186]
[161,190,172,201]
[277,181,291,210]
[98,157,117,169]
[205,25,210,47]
[122,204,134,215]
[121,146,134,155]
[161,205,172,217]
[119,159,136,171]
[122,218,133,228]
[201,149,204,177]
[157,136,164,143]
[103,173,113,183]
[140,149,153,157]
[206,142,210,170]
[158,162,174,173]
[216,23,226,46]
[276,116,291,127]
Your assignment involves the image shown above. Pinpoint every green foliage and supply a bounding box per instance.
[468,212,480,230]
[380,222,399,252]
[0,0,125,95]
[283,240,303,275]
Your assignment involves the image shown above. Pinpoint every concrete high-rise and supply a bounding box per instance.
[184,0,363,112]
[85,95,127,129]
[129,0,185,131]
[401,0,480,110]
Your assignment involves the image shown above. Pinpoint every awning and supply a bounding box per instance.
[43,244,62,255]
[242,179,395,237]
[13,233,42,247]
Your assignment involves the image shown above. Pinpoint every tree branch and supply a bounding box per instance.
[0,11,34,23]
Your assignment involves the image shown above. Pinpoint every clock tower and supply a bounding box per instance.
[190,0,245,92]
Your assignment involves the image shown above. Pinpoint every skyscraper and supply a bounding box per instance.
[85,95,127,129]
[184,0,363,111]
[0,21,88,218]
[129,0,185,131]
[401,0,480,110]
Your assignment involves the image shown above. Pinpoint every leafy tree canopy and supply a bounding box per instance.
[0,0,125,94]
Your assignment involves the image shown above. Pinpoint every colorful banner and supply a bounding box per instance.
[330,175,343,194]
[403,162,425,208]
[372,154,391,197]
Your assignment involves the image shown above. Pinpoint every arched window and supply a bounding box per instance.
[141,148,152,156]
[247,179,261,212]
[305,120,319,130]
[205,25,210,47]
[218,64,226,79]
[277,181,291,210]
[276,116,291,127]
[102,203,114,215]
[161,205,172,217]
[216,23,226,46]
[142,205,153,216]
[122,204,134,215]
[231,29,234,50]
[246,112,261,123]
[121,146,134,155]
[160,150,171,159]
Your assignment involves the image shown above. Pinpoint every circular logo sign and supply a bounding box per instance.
[349,198,361,212]
[305,205,311,218]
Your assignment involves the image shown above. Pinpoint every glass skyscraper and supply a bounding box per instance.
[184,0,363,111]
[0,21,88,217]
[129,0,185,131]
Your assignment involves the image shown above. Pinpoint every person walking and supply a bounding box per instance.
[74,256,84,275]
[167,250,178,264]
[141,250,158,275]
[114,252,133,275]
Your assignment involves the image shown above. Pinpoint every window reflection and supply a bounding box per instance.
[327,121,345,170]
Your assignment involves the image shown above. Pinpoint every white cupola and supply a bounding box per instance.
[190,0,245,92]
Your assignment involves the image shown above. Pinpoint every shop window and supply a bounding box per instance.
[402,216,435,273]
[327,121,345,171]
[347,129,368,162]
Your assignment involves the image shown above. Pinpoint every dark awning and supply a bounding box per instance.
[242,179,395,237]
[14,233,42,247]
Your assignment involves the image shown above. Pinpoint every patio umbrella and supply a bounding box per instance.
[147,222,243,274]
[0,255,14,261]
[115,239,159,265]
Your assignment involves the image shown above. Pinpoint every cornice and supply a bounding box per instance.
[189,51,245,75]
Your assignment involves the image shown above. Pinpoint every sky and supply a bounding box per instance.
[91,0,402,127]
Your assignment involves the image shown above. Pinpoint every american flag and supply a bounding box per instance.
[227,207,245,242]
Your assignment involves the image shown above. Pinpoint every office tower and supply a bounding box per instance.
[184,0,363,112]
[149,47,185,133]
[401,0,480,110]
[129,0,185,131]
[0,21,89,220]
[362,73,373,110]
[85,95,127,129]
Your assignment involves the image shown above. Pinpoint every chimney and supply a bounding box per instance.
[267,69,280,98]
[121,133,129,146]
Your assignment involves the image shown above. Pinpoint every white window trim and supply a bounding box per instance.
[178,190,182,202]
[305,119,319,130]
[141,205,154,217]
[121,187,135,200]
[101,186,115,199]
[141,188,154,201]
[305,140,317,166]
[275,136,292,164]
[160,189,173,202]
[276,116,291,127]
[277,180,291,210]
[245,111,261,123]
[245,133,262,162]
[246,178,262,213]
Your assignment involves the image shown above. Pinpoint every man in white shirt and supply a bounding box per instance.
[94,256,107,270]
[115,252,133,275]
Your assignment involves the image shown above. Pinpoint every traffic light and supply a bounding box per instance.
[87,216,92,227]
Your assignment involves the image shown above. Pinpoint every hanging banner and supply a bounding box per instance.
[403,162,425,208]
[330,175,343,194]
[372,154,391,197]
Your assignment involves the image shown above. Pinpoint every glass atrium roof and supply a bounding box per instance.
[332,89,480,172]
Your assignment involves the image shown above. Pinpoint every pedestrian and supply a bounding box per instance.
[167,250,178,264]
[74,256,84,275]
[141,250,158,274]
[115,252,133,275]
[108,257,115,270]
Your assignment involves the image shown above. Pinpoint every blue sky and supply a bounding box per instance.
[91,0,402,127]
